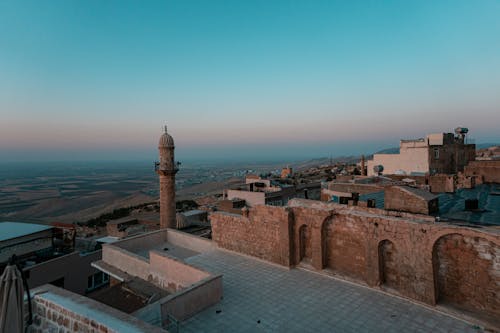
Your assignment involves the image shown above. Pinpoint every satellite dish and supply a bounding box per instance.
[373,165,384,173]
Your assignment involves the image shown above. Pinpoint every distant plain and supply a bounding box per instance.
[0,160,288,224]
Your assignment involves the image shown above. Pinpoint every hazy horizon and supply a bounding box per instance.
[1,1,500,162]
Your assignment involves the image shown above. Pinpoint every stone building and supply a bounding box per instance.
[368,128,476,176]
[210,199,500,327]
[384,185,439,215]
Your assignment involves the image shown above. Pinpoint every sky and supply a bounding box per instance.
[1,0,499,162]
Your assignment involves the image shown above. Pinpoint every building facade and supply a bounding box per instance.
[368,130,475,176]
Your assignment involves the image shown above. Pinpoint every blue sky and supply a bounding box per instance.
[1,0,499,162]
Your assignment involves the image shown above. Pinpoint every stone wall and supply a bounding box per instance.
[433,234,500,318]
[429,174,455,193]
[465,160,500,183]
[384,186,435,215]
[210,199,500,323]
[210,207,293,266]
[28,284,166,333]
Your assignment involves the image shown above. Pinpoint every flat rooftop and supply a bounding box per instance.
[181,250,483,333]
[134,241,199,260]
[0,221,52,242]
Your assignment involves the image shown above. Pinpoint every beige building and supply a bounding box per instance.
[368,129,475,176]
[224,175,320,207]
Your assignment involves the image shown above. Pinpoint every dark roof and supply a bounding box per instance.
[438,184,500,225]
[0,222,53,242]
[106,217,138,226]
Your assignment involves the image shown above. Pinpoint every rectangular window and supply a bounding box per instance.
[434,148,440,159]
[94,272,103,286]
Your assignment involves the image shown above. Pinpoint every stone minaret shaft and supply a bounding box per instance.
[157,126,178,229]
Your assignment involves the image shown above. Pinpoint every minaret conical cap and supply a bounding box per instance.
[158,125,175,148]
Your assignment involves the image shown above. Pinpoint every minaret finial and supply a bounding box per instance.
[164,125,168,133]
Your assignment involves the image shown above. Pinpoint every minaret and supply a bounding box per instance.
[361,155,366,176]
[156,126,179,229]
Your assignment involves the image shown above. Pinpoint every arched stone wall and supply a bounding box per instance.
[322,215,367,280]
[432,233,500,318]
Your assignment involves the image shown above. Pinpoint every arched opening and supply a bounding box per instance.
[378,240,397,289]
[321,218,333,269]
[299,225,312,264]
[432,234,500,319]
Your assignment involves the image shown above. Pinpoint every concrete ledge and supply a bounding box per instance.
[91,260,132,283]
[160,273,223,322]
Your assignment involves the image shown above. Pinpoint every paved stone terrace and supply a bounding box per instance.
[182,250,483,333]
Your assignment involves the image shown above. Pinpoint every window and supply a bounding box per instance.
[94,272,103,286]
[434,148,440,159]
[86,272,110,292]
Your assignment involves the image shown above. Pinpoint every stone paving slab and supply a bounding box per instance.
[182,250,484,333]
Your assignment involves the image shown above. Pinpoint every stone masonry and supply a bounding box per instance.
[210,199,500,326]
[28,285,166,333]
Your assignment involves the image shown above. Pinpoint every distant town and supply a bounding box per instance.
[1,126,499,332]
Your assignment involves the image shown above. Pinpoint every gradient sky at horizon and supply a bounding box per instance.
[1,0,499,162]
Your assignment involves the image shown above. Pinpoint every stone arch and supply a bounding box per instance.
[378,239,397,288]
[432,233,500,318]
[321,216,334,269]
[298,224,312,264]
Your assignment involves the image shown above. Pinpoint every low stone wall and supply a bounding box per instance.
[149,250,210,291]
[28,284,166,333]
[166,228,215,253]
[112,230,167,253]
[160,274,223,322]
[101,245,150,281]
[465,160,500,183]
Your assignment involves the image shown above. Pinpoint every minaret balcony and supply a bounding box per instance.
[154,161,180,174]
